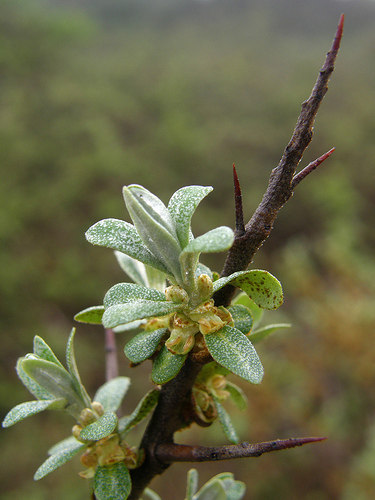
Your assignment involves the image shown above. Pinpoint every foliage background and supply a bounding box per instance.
[1,0,375,498]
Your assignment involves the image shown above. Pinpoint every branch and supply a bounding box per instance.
[105,328,118,381]
[213,14,344,308]
[156,437,327,463]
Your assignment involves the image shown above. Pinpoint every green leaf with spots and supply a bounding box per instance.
[167,185,213,249]
[104,282,165,308]
[2,398,67,427]
[86,218,169,275]
[204,326,264,384]
[214,398,240,444]
[34,441,85,480]
[94,377,131,413]
[74,306,105,325]
[151,346,187,385]
[79,412,118,441]
[180,226,234,258]
[213,270,283,310]
[94,462,132,500]
[119,390,160,436]
[16,357,52,400]
[102,301,179,329]
[124,328,167,364]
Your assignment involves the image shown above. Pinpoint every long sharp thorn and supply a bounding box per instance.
[233,163,245,236]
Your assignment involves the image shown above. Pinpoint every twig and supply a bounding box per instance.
[156,437,327,463]
[213,14,344,308]
[105,328,118,381]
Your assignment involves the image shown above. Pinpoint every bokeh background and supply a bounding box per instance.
[1,0,375,498]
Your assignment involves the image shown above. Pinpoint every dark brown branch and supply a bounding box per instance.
[213,14,344,308]
[156,437,327,463]
[105,328,118,381]
[233,164,245,236]
[127,17,344,499]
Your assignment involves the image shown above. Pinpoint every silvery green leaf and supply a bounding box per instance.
[66,328,91,408]
[2,398,67,427]
[124,328,167,364]
[21,356,86,419]
[86,218,169,275]
[113,319,145,333]
[202,473,246,500]
[94,462,131,500]
[227,305,253,335]
[74,306,105,324]
[167,185,213,249]
[79,411,118,441]
[225,382,247,411]
[115,251,149,286]
[93,377,131,413]
[102,301,179,329]
[115,253,166,291]
[16,357,52,400]
[123,185,182,281]
[141,488,162,500]
[34,441,86,480]
[186,469,199,499]
[249,323,291,344]
[33,336,64,368]
[48,435,82,456]
[233,293,263,329]
[213,398,239,444]
[196,263,213,279]
[151,346,187,385]
[193,479,226,500]
[118,390,160,436]
[213,270,283,310]
[180,226,234,258]
[104,282,165,308]
[204,326,264,385]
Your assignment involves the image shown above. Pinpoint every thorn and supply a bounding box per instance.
[333,14,345,53]
[292,147,335,189]
[233,164,245,236]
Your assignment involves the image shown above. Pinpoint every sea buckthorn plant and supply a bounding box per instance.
[2,16,344,500]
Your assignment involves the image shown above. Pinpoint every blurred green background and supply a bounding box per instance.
[1,0,375,498]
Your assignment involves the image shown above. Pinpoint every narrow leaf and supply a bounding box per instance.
[233,293,263,329]
[34,442,85,480]
[2,398,66,427]
[225,382,247,411]
[79,412,118,441]
[227,305,253,335]
[16,357,52,400]
[141,488,162,500]
[48,436,82,456]
[86,218,169,274]
[194,479,226,500]
[114,251,149,286]
[204,326,264,385]
[21,356,85,419]
[249,323,291,344]
[33,336,64,368]
[102,301,179,329]
[167,185,213,249]
[151,346,187,385]
[66,328,91,408]
[185,468,199,499]
[181,226,234,257]
[94,462,132,500]
[124,328,167,364]
[93,377,131,413]
[118,390,160,435]
[214,398,240,444]
[74,306,105,325]
[104,282,165,308]
[123,185,182,280]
